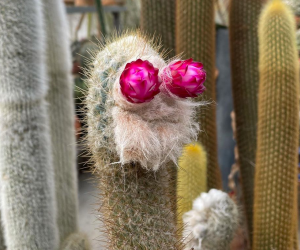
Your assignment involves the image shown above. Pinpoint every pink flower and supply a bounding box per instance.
[163,58,206,98]
[120,59,161,103]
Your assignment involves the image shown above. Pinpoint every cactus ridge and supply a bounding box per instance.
[141,0,176,59]
[253,1,299,249]
[176,0,222,190]
[229,0,265,244]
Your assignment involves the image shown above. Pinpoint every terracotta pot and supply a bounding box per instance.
[64,0,75,5]
[102,0,125,6]
[75,0,94,6]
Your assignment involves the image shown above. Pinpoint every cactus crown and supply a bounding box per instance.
[85,31,201,170]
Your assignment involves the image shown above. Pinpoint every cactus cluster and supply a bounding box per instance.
[229,0,265,244]
[176,0,222,191]
[253,1,299,249]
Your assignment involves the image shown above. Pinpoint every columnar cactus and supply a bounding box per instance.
[176,0,222,190]
[141,0,176,59]
[85,32,204,249]
[177,143,207,235]
[253,1,299,249]
[182,189,239,250]
[229,0,265,244]
[0,0,59,249]
[43,0,90,248]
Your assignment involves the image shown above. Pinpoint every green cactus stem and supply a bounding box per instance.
[253,1,299,249]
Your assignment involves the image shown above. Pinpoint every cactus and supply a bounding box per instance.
[0,0,59,249]
[176,0,222,190]
[61,232,91,250]
[229,0,265,244]
[177,143,207,235]
[141,0,176,59]
[253,1,299,249]
[85,32,202,249]
[43,0,84,246]
[182,189,239,250]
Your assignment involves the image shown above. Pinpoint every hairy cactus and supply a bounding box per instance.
[141,0,176,59]
[177,143,207,235]
[85,32,203,249]
[229,0,265,244]
[253,1,299,249]
[0,0,59,249]
[182,189,239,250]
[43,0,84,246]
[176,0,222,190]
[61,232,91,250]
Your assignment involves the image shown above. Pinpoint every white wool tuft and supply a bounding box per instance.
[182,189,239,250]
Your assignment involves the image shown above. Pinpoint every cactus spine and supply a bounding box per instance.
[176,0,222,190]
[43,0,87,247]
[177,143,207,234]
[229,0,265,244]
[0,0,59,249]
[253,1,299,249]
[141,0,176,58]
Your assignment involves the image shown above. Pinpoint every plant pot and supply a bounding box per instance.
[75,0,94,6]
[102,0,125,6]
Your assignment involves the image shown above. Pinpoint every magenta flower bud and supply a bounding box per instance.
[163,58,206,98]
[119,59,161,103]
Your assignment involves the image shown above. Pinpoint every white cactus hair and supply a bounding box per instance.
[182,189,239,250]
[85,31,202,170]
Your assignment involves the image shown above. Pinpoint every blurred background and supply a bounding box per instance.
[63,0,300,249]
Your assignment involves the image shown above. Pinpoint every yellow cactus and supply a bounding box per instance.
[177,143,207,234]
[253,0,299,249]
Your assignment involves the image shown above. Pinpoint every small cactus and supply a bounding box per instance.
[182,189,239,250]
[253,1,299,249]
[177,143,207,235]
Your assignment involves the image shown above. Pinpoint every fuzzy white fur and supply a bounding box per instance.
[0,0,59,249]
[43,0,83,245]
[182,189,239,250]
[87,34,200,170]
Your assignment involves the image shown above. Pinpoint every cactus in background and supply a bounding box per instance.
[229,0,265,244]
[177,143,207,235]
[141,0,176,58]
[61,232,91,250]
[85,32,203,249]
[43,0,89,248]
[182,189,239,250]
[0,0,59,249]
[253,1,299,249]
[176,0,222,190]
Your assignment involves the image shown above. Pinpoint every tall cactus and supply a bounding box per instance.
[85,33,202,249]
[177,143,207,234]
[0,0,59,249]
[253,1,299,249]
[43,0,90,248]
[176,0,222,190]
[141,0,176,59]
[229,0,265,244]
